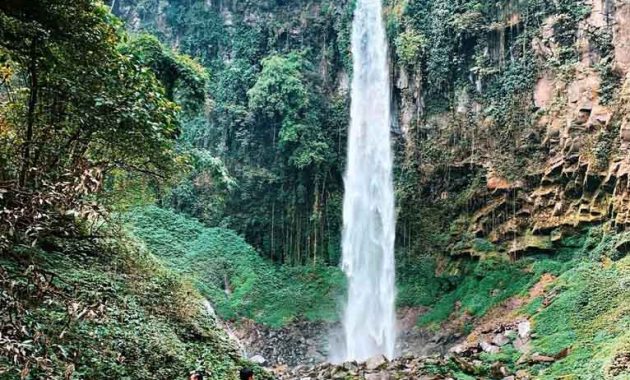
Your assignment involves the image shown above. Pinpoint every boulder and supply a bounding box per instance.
[365,372,392,380]
[531,353,556,363]
[518,321,531,339]
[513,337,531,353]
[493,334,511,347]
[365,355,388,370]
[249,354,267,366]
[480,341,501,354]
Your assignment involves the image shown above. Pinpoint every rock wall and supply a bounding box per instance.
[394,0,630,259]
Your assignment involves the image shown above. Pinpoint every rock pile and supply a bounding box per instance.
[234,319,330,367]
[275,354,452,380]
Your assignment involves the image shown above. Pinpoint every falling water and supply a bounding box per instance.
[338,0,396,362]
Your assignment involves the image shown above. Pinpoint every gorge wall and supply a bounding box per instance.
[113,0,630,269]
[392,0,630,263]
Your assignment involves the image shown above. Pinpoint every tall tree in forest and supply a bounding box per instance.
[0,0,200,248]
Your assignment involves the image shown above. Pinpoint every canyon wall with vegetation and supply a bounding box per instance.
[1,0,629,378]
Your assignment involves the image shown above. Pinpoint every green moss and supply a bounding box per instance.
[397,254,444,308]
[419,259,534,326]
[523,296,544,316]
[472,238,496,253]
[530,258,630,378]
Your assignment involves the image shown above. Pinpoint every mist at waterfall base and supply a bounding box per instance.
[329,0,397,363]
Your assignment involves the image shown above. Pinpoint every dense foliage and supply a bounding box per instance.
[115,0,352,265]
[0,0,191,249]
[0,234,268,379]
[407,226,630,378]
[0,1,257,377]
[125,206,345,327]
[2,0,629,378]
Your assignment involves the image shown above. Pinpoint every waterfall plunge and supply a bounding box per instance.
[337,0,396,362]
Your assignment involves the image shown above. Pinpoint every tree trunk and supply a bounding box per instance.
[19,47,38,187]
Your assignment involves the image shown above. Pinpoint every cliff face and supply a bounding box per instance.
[390,0,630,260]
[115,0,630,262]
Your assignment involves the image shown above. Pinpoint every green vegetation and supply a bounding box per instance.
[2,0,629,378]
[0,236,262,379]
[0,1,261,377]
[532,257,629,377]
[414,227,630,378]
[115,0,353,265]
[418,259,536,326]
[0,0,190,250]
[125,206,345,327]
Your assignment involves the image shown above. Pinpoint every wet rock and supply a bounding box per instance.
[249,354,267,366]
[365,355,388,370]
[342,361,358,372]
[517,321,531,339]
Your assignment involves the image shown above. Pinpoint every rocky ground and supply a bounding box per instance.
[276,355,454,380]
[270,318,542,380]
[232,319,331,367]
[273,352,538,380]
[240,274,581,379]
[233,307,460,368]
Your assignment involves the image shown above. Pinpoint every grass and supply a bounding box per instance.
[417,258,538,326]
[124,206,345,327]
[532,257,630,379]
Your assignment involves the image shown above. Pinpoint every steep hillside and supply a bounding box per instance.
[0,235,264,379]
[113,0,630,264]
[114,0,354,265]
[389,0,630,260]
[2,0,629,378]
[124,206,344,327]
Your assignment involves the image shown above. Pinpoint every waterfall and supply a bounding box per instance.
[338,0,396,362]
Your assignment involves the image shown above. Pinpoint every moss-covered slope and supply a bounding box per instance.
[414,226,630,379]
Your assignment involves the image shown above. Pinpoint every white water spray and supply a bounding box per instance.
[337,0,396,362]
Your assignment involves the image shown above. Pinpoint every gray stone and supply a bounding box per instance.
[365,355,388,370]
[518,321,531,339]
[449,343,467,354]
[480,341,501,354]
[249,354,267,365]
[513,337,531,353]
[493,333,511,347]
[365,371,392,380]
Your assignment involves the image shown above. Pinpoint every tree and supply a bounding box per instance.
[0,0,182,248]
[248,52,332,170]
